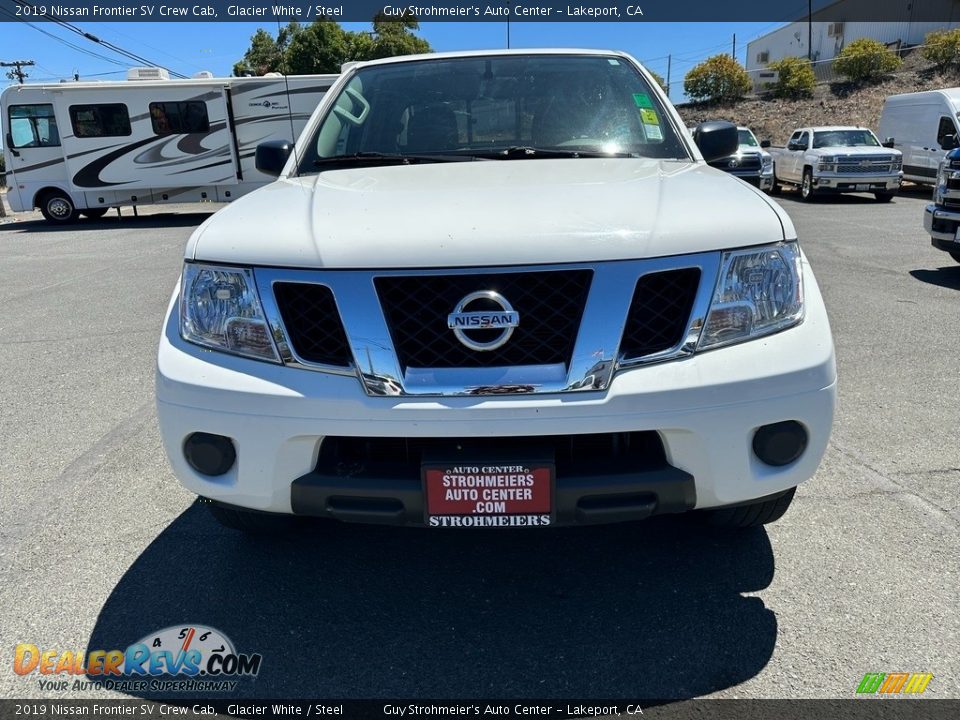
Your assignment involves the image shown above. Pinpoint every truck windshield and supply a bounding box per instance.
[812,130,880,148]
[738,129,759,147]
[298,54,689,172]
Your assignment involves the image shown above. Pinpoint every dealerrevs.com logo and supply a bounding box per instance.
[14,625,262,693]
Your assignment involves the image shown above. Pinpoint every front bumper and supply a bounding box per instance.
[813,172,902,193]
[924,203,960,246]
[156,261,836,525]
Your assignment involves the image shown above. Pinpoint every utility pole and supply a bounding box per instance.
[506,2,511,49]
[808,0,813,60]
[666,55,671,97]
[1,60,35,84]
[732,34,736,61]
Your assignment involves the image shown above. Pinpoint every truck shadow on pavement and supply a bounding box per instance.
[87,501,778,700]
[910,266,960,290]
[0,212,213,233]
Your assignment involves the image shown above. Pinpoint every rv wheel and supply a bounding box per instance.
[80,208,109,219]
[40,192,77,224]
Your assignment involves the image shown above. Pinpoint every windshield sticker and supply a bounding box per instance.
[640,108,658,125]
[633,93,654,109]
[644,124,663,141]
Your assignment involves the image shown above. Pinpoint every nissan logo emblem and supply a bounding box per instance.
[447,291,520,352]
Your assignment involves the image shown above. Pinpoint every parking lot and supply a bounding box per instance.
[0,186,957,701]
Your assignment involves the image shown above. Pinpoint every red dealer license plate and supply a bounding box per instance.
[423,462,554,528]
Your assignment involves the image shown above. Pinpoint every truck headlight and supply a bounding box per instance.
[180,263,280,362]
[698,242,804,350]
[818,156,836,172]
[761,155,772,172]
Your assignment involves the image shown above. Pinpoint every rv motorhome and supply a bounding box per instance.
[1,68,337,223]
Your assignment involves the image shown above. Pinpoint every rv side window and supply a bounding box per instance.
[937,116,957,146]
[69,104,132,138]
[149,102,210,135]
[8,104,61,148]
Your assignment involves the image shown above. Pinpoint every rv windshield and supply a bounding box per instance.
[298,54,688,172]
[813,129,880,148]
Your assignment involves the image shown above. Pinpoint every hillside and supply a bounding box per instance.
[676,51,960,145]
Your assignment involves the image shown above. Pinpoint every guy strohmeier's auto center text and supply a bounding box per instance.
[10,2,644,20]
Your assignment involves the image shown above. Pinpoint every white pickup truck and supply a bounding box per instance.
[768,126,903,202]
[155,49,837,535]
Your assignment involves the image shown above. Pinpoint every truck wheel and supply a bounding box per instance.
[39,191,77,224]
[874,192,895,203]
[207,501,297,534]
[950,251,960,264]
[770,170,782,195]
[800,169,816,201]
[80,208,109,219]
[703,487,797,529]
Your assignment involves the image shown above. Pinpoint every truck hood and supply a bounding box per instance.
[808,145,902,157]
[187,158,789,269]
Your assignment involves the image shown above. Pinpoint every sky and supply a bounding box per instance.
[0,19,794,99]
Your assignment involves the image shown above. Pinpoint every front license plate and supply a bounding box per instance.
[855,183,870,191]
[423,462,554,528]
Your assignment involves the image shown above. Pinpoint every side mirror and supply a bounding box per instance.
[760,139,771,148]
[5,132,19,157]
[940,134,959,151]
[882,137,895,149]
[255,140,293,177]
[693,121,739,163]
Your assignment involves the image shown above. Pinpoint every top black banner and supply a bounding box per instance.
[3,0,960,23]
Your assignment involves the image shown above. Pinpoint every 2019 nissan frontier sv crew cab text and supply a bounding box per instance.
[155,50,837,533]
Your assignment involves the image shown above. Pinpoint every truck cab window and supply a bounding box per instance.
[149,101,210,135]
[69,104,132,138]
[8,104,60,148]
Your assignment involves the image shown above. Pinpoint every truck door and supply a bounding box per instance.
[4,101,68,212]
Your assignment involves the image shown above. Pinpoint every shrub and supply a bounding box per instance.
[922,28,960,69]
[833,38,902,83]
[767,56,816,98]
[683,54,752,103]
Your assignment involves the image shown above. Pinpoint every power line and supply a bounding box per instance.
[0,7,132,68]
[1,59,34,83]
[10,0,189,78]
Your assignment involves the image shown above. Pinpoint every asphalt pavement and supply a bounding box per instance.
[0,185,957,701]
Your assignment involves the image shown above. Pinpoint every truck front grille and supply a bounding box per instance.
[620,268,701,360]
[375,270,592,370]
[273,282,353,367]
[835,156,895,174]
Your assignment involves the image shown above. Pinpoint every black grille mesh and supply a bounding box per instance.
[620,268,701,359]
[375,270,592,369]
[273,282,352,367]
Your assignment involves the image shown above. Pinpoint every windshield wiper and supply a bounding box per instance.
[312,152,483,168]
[483,146,638,160]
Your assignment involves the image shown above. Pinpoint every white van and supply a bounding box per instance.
[879,89,960,184]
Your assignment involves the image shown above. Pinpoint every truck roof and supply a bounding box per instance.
[345,48,633,70]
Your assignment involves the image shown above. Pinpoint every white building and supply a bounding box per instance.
[746,0,960,85]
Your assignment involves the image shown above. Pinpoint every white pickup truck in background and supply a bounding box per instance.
[768,126,903,202]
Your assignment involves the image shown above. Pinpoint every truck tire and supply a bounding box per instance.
[39,191,77,224]
[207,501,298,534]
[800,169,816,201]
[770,168,782,195]
[80,208,109,219]
[874,192,895,203]
[703,487,797,529]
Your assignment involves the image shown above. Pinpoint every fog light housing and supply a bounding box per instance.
[752,421,807,467]
[184,432,236,476]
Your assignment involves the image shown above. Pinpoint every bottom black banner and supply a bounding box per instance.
[2,700,960,720]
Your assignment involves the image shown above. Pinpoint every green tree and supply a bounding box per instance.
[833,38,901,83]
[234,17,431,77]
[767,56,816,98]
[683,54,752,103]
[647,70,669,93]
[922,28,960,69]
